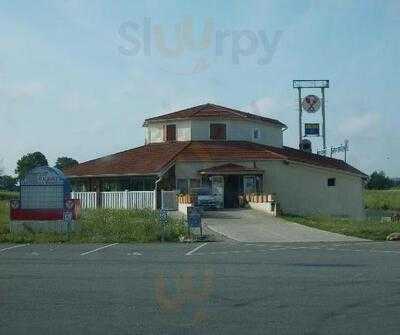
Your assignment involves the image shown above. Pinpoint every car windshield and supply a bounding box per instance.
[196,188,211,196]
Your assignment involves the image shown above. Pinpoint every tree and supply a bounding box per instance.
[0,158,4,176]
[0,175,18,191]
[366,171,394,190]
[15,152,48,180]
[54,157,78,171]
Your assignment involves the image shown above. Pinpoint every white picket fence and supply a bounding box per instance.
[71,192,97,209]
[71,190,156,210]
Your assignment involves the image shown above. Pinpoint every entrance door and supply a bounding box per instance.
[211,176,224,209]
[224,175,240,208]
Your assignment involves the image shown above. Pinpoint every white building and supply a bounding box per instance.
[65,103,366,219]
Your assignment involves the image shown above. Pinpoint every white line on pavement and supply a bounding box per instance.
[0,244,29,253]
[80,243,119,256]
[127,252,142,256]
[186,242,208,256]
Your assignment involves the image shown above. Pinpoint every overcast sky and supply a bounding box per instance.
[0,0,399,176]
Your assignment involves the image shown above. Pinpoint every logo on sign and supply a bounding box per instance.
[302,95,321,113]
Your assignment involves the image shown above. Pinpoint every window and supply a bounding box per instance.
[243,176,257,194]
[189,179,201,191]
[177,179,189,194]
[210,123,226,140]
[327,178,336,187]
[253,128,260,140]
[166,124,176,141]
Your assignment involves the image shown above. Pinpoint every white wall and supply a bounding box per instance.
[145,118,283,147]
[145,120,191,143]
[191,119,283,147]
[258,160,365,219]
[175,159,365,219]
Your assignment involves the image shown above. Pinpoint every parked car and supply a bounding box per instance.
[191,187,218,210]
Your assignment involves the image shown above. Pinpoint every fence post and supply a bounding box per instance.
[124,190,128,209]
[71,191,75,199]
[153,189,157,210]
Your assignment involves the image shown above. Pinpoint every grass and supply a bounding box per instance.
[0,191,19,201]
[364,189,400,211]
[0,201,186,243]
[283,214,400,241]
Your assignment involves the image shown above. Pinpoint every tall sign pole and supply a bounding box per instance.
[298,87,302,147]
[321,87,326,149]
[293,80,329,152]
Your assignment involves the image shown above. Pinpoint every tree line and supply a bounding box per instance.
[0,152,78,191]
[366,171,398,190]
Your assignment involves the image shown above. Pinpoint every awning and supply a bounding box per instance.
[198,163,263,175]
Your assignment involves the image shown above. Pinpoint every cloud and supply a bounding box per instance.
[339,113,381,138]
[0,82,46,101]
[243,96,276,116]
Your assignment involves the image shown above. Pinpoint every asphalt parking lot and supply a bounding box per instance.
[1,241,400,335]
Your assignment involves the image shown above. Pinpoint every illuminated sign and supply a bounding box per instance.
[304,123,320,136]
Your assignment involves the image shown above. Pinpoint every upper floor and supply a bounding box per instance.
[143,103,287,147]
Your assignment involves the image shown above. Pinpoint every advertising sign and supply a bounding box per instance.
[304,123,320,136]
[187,206,201,228]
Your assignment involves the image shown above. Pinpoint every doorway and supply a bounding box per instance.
[224,175,240,208]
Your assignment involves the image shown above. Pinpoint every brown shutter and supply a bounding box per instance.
[210,124,226,140]
[166,124,176,141]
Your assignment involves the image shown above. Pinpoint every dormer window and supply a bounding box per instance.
[253,128,260,140]
[210,123,226,140]
[166,124,176,141]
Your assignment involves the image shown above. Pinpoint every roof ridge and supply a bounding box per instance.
[157,141,192,172]
[192,103,212,117]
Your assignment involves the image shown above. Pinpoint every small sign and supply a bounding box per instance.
[304,123,320,136]
[159,209,168,224]
[187,206,201,228]
[63,211,73,222]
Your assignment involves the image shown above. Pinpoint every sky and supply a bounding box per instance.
[0,0,399,176]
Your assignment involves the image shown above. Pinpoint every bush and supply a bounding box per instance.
[0,206,186,243]
[0,191,19,201]
[76,208,186,242]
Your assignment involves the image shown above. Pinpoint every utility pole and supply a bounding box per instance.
[298,87,302,149]
[321,87,326,150]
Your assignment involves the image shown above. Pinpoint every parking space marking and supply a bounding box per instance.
[80,243,119,256]
[186,242,208,256]
[0,244,29,253]
[127,252,142,256]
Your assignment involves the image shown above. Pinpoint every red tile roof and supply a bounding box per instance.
[199,163,262,174]
[177,141,366,176]
[64,142,189,177]
[65,141,366,178]
[143,103,287,128]
[176,141,285,162]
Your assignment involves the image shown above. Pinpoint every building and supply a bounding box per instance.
[64,103,366,218]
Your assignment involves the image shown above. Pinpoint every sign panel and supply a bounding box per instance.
[11,166,74,222]
[304,123,320,136]
[187,206,201,228]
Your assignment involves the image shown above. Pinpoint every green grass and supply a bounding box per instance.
[364,189,400,211]
[0,202,186,243]
[0,191,19,201]
[283,214,399,241]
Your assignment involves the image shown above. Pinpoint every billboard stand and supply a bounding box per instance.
[293,80,329,152]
